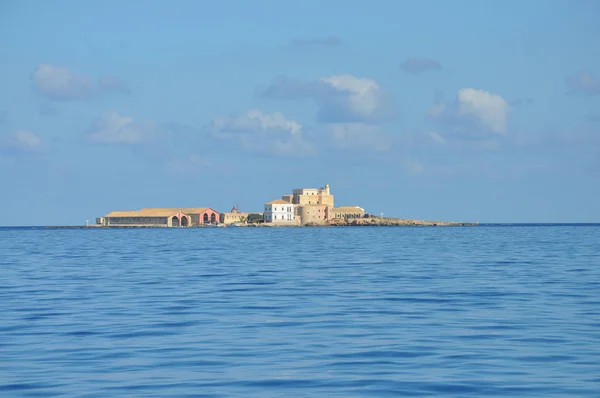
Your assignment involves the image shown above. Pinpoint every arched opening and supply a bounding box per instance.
[181,216,189,227]
[171,216,179,227]
[210,213,216,223]
[203,213,209,224]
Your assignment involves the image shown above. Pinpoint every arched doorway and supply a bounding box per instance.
[171,216,179,227]
[203,213,209,224]
[210,213,216,223]
[181,216,189,227]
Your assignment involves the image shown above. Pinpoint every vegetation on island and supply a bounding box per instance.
[246,213,263,223]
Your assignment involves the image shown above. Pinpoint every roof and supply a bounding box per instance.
[106,207,212,218]
[105,209,177,218]
[333,206,365,212]
[266,199,291,205]
[161,207,210,214]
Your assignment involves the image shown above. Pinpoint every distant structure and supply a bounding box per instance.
[332,206,366,220]
[220,206,251,225]
[96,183,366,227]
[96,207,220,227]
[264,200,295,225]
[264,184,365,225]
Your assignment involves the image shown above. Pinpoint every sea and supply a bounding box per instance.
[1,225,599,397]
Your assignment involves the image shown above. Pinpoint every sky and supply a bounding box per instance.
[1,0,599,226]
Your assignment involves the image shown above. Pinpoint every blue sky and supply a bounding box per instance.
[1,0,599,225]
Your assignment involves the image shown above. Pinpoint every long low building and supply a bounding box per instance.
[96,207,220,227]
[332,206,365,220]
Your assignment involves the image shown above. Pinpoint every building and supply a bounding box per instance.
[332,206,365,220]
[297,204,330,224]
[220,206,250,225]
[274,184,366,225]
[278,184,334,224]
[291,184,334,207]
[97,207,220,227]
[264,200,296,224]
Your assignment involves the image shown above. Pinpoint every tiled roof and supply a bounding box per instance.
[106,207,211,218]
[105,209,177,217]
[266,199,290,205]
[333,206,365,212]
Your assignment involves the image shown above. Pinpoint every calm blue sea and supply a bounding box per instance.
[1,225,599,397]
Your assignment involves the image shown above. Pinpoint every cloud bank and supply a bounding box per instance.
[566,71,600,96]
[260,74,394,124]
[207,109,314,157]
[87,111,155,144]
[0,130,43,153]
[33,64,130,101]
[428,88,510,137]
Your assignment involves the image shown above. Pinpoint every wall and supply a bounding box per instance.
[264,203,295,223]
[189,209,220,224]
[290,188,334,207]
[106,216,169,226]
[333,207,365,220]
[318,194,334,207]
[221,212,249,224]
[298,204,330,224]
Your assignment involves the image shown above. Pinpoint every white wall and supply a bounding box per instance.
[264,203,295,222]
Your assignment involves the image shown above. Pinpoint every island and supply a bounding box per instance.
[86,183,476,228]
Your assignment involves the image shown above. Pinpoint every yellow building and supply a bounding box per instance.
[274,184,367,225]
[332,206,365,220]
[220,206,250,225]
[298,204,330,224]
[289,184,334,207]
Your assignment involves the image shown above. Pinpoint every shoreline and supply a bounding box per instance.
[39,218,478,229]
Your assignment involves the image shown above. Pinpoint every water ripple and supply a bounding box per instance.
[1,225,599,397]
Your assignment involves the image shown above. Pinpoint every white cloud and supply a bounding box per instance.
[319,74,384,120]
[33,64,95,100]
[428,88,510,137]
[15,130,43,149]
[33,64,129,100]
[88,111,154,144]
[208,109,314,157]
[404,157,424,174]
[566,71,600,96]
[456,88,510,134]
[260,74,394,123]
[0,130,43,153]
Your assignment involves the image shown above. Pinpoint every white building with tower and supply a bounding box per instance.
[263,183,365,225]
